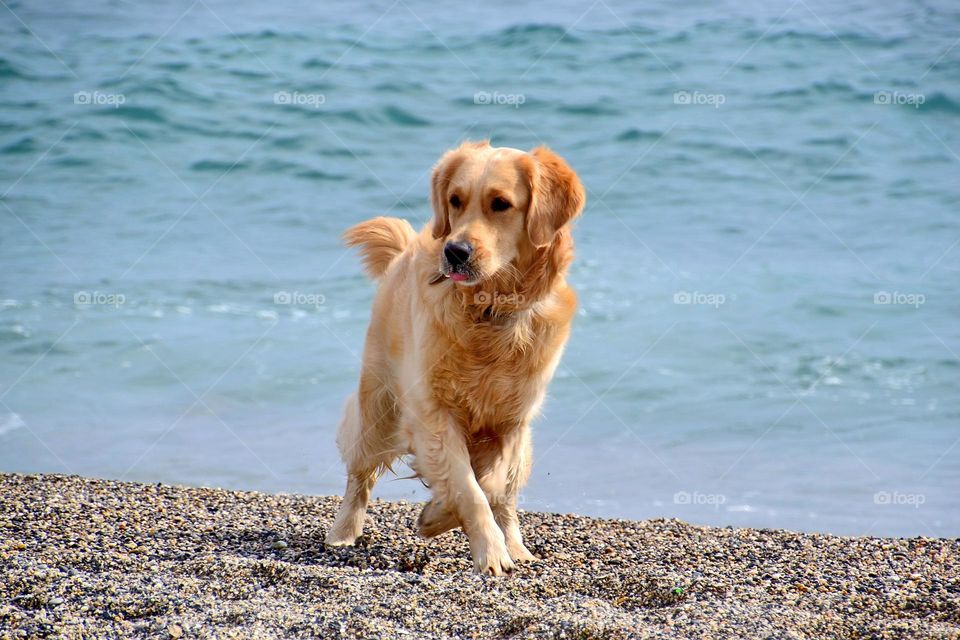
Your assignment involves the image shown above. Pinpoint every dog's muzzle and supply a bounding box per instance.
[443,241,473,268]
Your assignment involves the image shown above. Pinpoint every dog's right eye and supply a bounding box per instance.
[449,195,461,208]
[491,196,512,212]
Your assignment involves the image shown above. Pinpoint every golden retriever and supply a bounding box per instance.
[325,141,585,575]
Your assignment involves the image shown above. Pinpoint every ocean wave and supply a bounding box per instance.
[68,128,108,142]
[295,168,348,181]
[490,24,582,46]
[189,159,252,173]
[122,77,217,105]
[259,159,348,181]
[0,323,31,342]
[0,136,37,154]
[302,57,334,70]
[616,128,666,142]
[50,157,93,168]
[765,80,861,100]
[596,25,659,39]
[170,122,268,141]
[373,81,428,93]
[317,147,371,158]
[93,105,167,123]
[268,103,430,127]
[820,172,870,183]
[918,92,960,113]
[804,135,854,148]
[558,102,621,116]
[269,136,304,150]
[757,29,907,48]
[686,140,797,164]
[0,57,26,79]
[226,68,274,80]
[10,339,71,356]
[381,105,430,126]
[608,51,654,63]
[156,61,191,72]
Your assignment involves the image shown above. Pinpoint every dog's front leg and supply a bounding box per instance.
[414,416,514,575]
[418,425,537,563]
[486,425,536,563]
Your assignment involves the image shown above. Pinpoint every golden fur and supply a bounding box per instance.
[325,141,585,575]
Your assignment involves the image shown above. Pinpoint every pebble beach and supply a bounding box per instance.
[1,473,958,639]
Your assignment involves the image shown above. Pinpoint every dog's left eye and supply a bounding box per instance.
[491,197,512,212]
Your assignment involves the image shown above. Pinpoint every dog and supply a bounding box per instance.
[325,141,585,575]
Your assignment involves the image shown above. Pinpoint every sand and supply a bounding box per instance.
[1,473,957,639]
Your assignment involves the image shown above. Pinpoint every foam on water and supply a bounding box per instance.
[0,413,26,437]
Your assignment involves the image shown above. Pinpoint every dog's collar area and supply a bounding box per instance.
[428,272,523,325]
[478,308,525,329]
[478,306,499,323]
[474,302,522,326]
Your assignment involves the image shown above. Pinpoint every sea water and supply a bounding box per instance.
[1,0,958,536]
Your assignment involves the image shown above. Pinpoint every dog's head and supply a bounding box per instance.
[430,141,585,287]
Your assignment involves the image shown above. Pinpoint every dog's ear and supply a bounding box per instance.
[430,149,466,239]
[523,146,585,248]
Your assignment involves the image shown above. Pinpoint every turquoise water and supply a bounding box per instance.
[1,0,958,537]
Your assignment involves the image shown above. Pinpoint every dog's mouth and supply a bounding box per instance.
[439,259,480,285]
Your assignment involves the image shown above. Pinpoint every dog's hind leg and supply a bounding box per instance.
[326,468,378,546]
[325,387,396,546]
[418,497,459,538]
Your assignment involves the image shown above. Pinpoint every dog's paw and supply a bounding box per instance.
[324,529,358,547]
[418,499,459,538]
[472,540,515,576]
[507,540,537,563]
[324,518,362,546]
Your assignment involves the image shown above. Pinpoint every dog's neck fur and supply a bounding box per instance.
[449,228,574,325]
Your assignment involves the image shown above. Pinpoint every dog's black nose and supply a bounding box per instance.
[443,241,473,266]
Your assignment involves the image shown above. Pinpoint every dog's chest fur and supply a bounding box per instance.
[429,307,568,436]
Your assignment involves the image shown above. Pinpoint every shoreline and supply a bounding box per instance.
[1,473,957,639]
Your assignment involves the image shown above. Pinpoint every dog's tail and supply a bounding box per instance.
[343,217,417,280]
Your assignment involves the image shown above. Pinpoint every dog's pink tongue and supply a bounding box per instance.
[448,273,468,282]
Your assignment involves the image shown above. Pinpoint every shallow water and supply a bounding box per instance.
[1,0,958,536]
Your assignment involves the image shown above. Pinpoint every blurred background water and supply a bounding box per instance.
[1,0,958,537]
